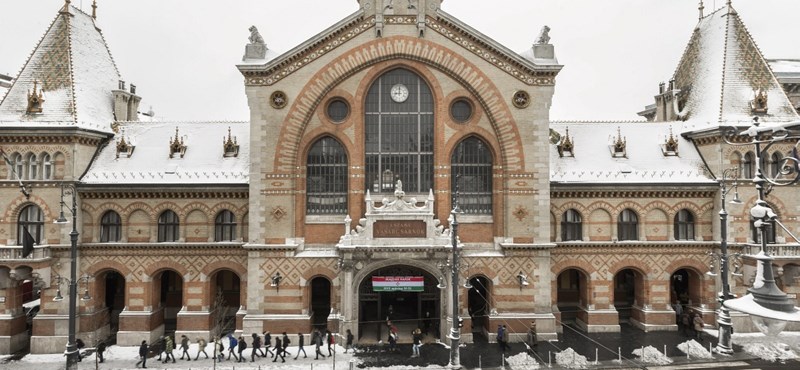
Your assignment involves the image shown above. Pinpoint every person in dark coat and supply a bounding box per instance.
[179,335,190,360]
[313,329,326,359]
[237,336,247,362]
[251,333,264,361]
[75,338,85,361]
[135,340,148,368]
[344,329,354,354]
[96,341,106,363]
[282,332,292,357]
[272,336,286,362]
[263,331,274,357]
[294,332,307,359]
[326,329,335,356]
[411,328,422,358]
[156,336,166,361]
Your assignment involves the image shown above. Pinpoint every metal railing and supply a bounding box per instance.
[0,245,51,261]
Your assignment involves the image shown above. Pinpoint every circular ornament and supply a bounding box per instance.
[390,84,410,103]
[270,91,288,109]
[512,90,531,109]
[327,99,350,123]
[450,99,473,123]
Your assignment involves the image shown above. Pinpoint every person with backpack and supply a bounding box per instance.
[282,332,292,357]
[75,338,85,362]
[227,334,239,361]
[155,336,166,362]
[215,337,225,362]
[96,340,106,363]
[272,335,286,362]
[294,332,307,359]
[263,331,274,357]
[237,336,247,362]
[313,329,325,359]
[135,340,148,368]
[195,337,209,360]
[163,335,176,363]
[326,329,335,356]
[179,335,190,360]
[251,333,264,361]
[344,329,354,354]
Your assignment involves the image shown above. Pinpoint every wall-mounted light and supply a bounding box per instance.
[463,278,473,289]
[437,276,447,289]
[52,274,92,302]
[517,271,529,290]
[271,272,283,292]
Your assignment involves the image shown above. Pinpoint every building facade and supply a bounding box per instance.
[0,0,799,355]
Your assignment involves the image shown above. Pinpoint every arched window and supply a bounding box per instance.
[561,209,582,241]
[618,209,638,241]
[157,210,179,242]
[100,211,121,242]
[215,210,237,242]
[743,152,755,179]
[17,205,43,246]
[27,153,38,180]
[306,137,348,214]
[42,153,53,180]
[768,152,783,178]
[674,209,695,240]
[451,137,493,214]
[365,68,434,194]
[12,153,24,180]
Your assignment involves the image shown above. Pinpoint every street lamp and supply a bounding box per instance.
[708,167,742,354]
[54,183,80,370]
[721,118,800,341]
[447,189,462,368]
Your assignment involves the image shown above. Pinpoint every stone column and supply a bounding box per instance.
[0,277,27,354]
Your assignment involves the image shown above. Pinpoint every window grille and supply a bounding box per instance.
[100,211,122,242]
[561,209,582,241]
[674,209,695,240]
[17,205,43,245]
[215,210,237,241]
[158,210,179,242]
[307,137,348,214]
[451,137,492,214]
[618,209,638,241]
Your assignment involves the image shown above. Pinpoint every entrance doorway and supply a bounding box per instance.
[467,276,490,340]
[670,268,702,307]
[614,269,639,324]
[557,269,588,327]
[210,270,240,337]
[103,271,125,338]
[156,270,183,335]
[310,277,331,330]
[358,265,440,343]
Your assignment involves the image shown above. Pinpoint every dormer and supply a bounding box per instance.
[115,131,135,158]
[751,89,768,115]
[26,81,45,114]
[223,127,240,157]
[557,128,574,158]
[169,127,187,158]
[661,126,679,156]
[610,127,627,158]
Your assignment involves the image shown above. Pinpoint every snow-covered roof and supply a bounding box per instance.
[0,6,120,133]
[550,121,713,184]
[82,121,249,185]
[673,6,798,132]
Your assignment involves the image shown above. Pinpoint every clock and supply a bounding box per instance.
[390,84,409,103]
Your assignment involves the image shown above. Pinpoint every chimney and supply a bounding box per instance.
[113,80,141,121]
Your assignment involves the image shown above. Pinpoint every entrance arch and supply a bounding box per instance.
[467,276,491,340]
[210,270,240,337]
[614,268,644,325]
[670,268,702,307]
[556,268,589,327]
[101,270,125,339]
[154,270,183,335]
[310,277,332,330]
[357,264,441,343]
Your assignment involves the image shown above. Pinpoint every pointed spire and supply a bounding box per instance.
[698,0,704,21]
[92,0,98,19]
[61,0,72,14]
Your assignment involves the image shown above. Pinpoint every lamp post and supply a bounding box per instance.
[55,183,80,370]
[712,167,742,354]
[721,118,800,339]
[448,189,462,368]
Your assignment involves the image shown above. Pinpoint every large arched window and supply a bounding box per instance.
[618,209,638,241]
[100,211,122,242]
[561,209,582,241]
[365,68,434,194]
[451,137,492,214]
[42,153,53,180]
[674,209,695,240]
[215,210,237,242]
[307,137,348,214]
[743,152,755,179]
[157,210,179,242]
[18,205,43,246]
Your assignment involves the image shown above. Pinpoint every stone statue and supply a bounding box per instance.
[395,179,403,192]
[248,26,265,44]
[535,25,551,45]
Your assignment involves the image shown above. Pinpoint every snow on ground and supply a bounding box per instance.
[631,345,672,365]
[677,339,714,359]
[555,347,589,369]
[731,332,800,363]
[506,352,540,369]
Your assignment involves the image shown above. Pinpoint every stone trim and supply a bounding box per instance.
[79,190,249,199]
[551,190,716,199]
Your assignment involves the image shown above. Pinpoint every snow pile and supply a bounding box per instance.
[742,342,799,363]
[677,339,714,359]
[555,348,589,369]
[631,345,672,365]
[506,352,540,369]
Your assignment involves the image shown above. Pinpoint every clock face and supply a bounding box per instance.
[390,84,409,103]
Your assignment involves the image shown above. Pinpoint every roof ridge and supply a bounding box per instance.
[66,12,78,125]
[717,8,732,124]
[0,12,62,107]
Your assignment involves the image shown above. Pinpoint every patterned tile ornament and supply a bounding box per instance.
[271,206,288,221]
[38,17,72,92]
[513,205,529,221]
[732,17,773,91]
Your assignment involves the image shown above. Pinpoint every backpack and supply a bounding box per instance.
[241,340,248,349]
[230,337,238,347]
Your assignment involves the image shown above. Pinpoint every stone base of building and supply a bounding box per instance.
[0,313,27,354]
[30,334,65,354]
[117,325,164,347]
[0,332,29,355]
[243,314,312,335]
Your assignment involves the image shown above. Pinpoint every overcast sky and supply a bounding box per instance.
[2,0,799,122]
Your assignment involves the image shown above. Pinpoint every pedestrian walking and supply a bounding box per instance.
[388,326,397,352]
[527,321,537,349]
[179,335,190,360]
[282,331,292,357]
[496,325,507,352]
[411,328,422,358]
[251,333,264,361]
[314,329,326,359]
[237,336,247,362]
[273,336,286,362]
[693,312,705,341]
[326,329,335,356]
[227,334,239,361]
[294,332,307,359]
[96,341,106,363]
[195,337,209,360]
[344,329,354,354]
[163,335,176,363]
[263,331,274,357]
[135,340,148,368]
[155,336,166,361]
[75,338,85,361]
[215,337,225,362]
[681,311,691,336]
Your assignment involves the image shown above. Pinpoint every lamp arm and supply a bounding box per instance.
[774,219,800,244]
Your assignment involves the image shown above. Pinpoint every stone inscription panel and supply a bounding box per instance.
[373,220,426,238]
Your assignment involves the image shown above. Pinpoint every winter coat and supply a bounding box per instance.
[228,335,238,348]
[139,343,148,357]
[346,332,354,346]
[298,334,305,346]
[238,338,247,353]
[165,337,174,352]
[275,337,283,351]
[252,334,261,349]
[327,332,335,344]
[181,337,189,350]
[197,338,207,349]
[693,315,704,331]
[282,334,290,349]
[413,331,422,345]
[264,333,272,347]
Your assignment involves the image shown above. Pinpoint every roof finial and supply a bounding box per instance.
[61,0,72,14]
[92,0,98,19]
[698,0,704,20]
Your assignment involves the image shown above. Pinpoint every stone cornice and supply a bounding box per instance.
[0,132,105,146]
[553,242,717,253]
[60,242,247,251]
[551,188,716,199]
[79,188,249,199]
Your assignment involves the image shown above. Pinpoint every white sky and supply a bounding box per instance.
[2,0,799,122]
